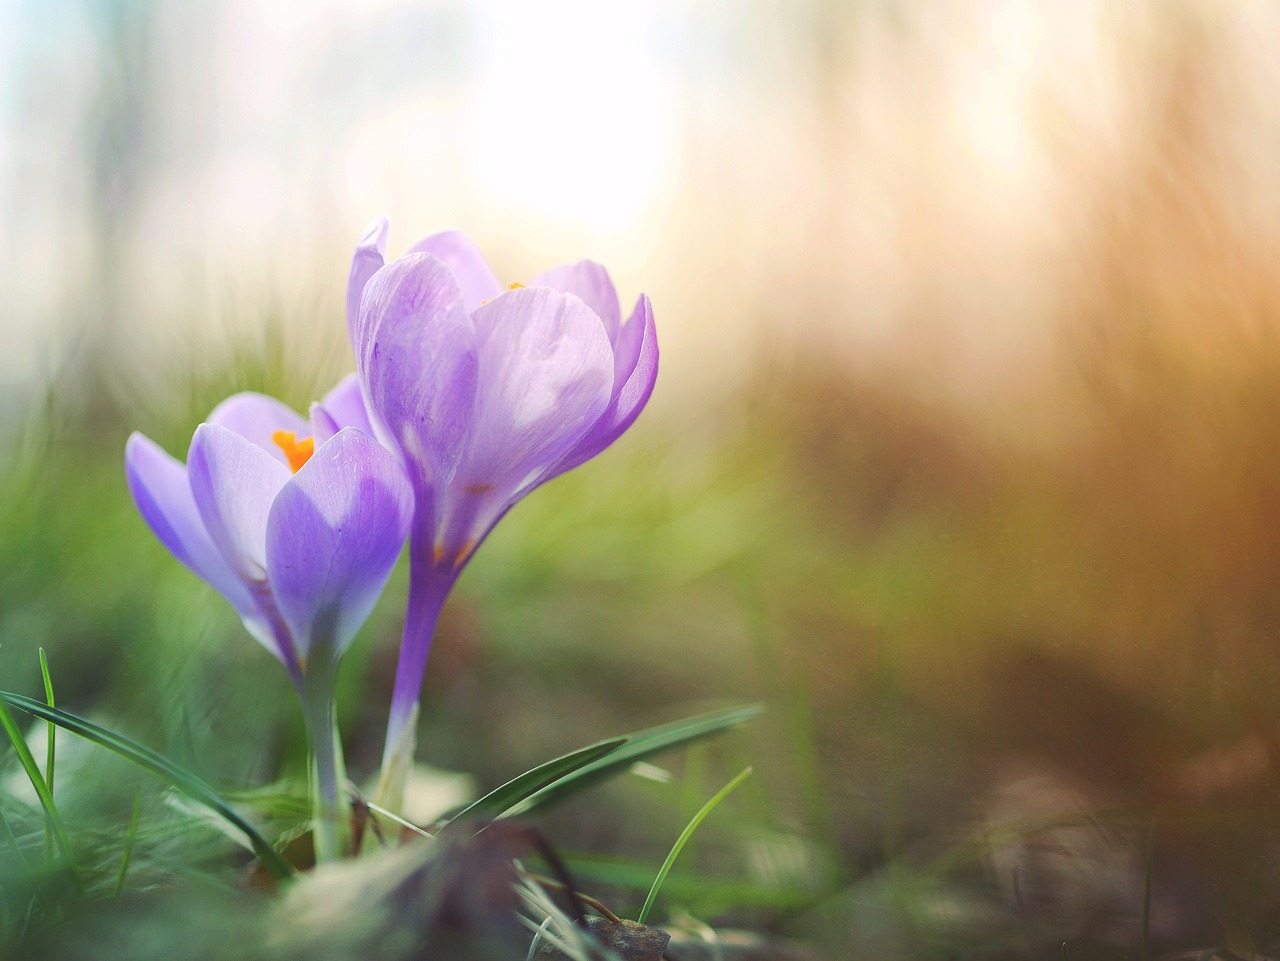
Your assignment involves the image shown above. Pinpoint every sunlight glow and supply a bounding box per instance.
[467,0,677,232]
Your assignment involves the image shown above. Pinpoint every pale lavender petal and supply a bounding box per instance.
[453,286,612,510]
[267,428,413,659]
[356,253,479,515]
[207,392,310,468]
[310,373,373,444]
[405,230,502,313]
[187,423,292,582]
[309,403,340,445]
[530,260,621,344]
[347,216,389,345]
[124,432,255,614]
[551,293,658,477]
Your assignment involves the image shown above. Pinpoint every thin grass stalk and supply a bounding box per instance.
[38,649,55,863]
[637,766,752,925]
[113,786,143,896]
[0,696,79,891]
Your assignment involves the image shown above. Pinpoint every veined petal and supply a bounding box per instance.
[207,392,310,468]
[310,373,374,444]
[405,230,502,313]
[356,253,479,509]
[457,286,613,502]
[266,428,413,659]
[347,216,389,346]
[530,260,621,344]
[187,423,292,583]
[551,293,658,477]
[124,432,256,614]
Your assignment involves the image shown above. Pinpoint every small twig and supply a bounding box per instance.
[518,869,622,924]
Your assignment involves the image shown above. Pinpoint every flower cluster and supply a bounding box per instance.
[125,219,658,857]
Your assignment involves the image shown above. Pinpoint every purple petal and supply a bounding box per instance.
[124,432,256,614]
[347,216,389,346]
[207,392,310,468]
[530,260,621,344]
[356,252,479,523]
[187,423,292,582]
[551,293,658,477]
[266,428,413,658]
[405,230,502,313]
[310,373,374,444]
[450,287,613,524]
[309,403,340,445]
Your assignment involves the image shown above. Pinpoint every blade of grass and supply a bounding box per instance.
[560,853,815,912]
[38,649,55,862]
[0,691,291,880]
[440,737,629,834]
[513,704,764,817]
[0,695,78,889]
[113,786,142,897]
[362,799,434,840]
[636,766,752,924]
[0,808,26,866]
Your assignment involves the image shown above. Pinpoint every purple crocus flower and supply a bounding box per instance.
[125,390,413,859]
[341,219,658,806]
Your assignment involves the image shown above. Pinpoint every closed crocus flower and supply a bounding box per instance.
[342,219,658,807]
[125,391,413,860]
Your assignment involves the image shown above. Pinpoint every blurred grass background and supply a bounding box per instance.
[6,0,1280,957]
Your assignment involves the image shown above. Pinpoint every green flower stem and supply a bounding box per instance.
[298,649,349,864]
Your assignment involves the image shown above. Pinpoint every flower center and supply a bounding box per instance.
[272,431,315,473]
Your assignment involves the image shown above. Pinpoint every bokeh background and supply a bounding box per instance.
[6,1,1280,957]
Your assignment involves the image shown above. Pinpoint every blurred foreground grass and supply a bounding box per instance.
[7,277,1280,958]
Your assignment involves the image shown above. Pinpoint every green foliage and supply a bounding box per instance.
[440,736,628,832]
[512,704,765,817]
[0,694,78,887]
[0,692,290,880]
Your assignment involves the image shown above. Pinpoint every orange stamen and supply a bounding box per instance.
[508,282,525,290]
[272,431,315,473]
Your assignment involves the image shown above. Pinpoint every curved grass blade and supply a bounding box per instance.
[0,691,291,880]
[440,737,629,834]
[0,808,26,866]
[636,766,752,924]
[113,785,143,897]
[38,650,55,799]
[513,704,764,818]
[0,695,79,889]
[38,649,55,862]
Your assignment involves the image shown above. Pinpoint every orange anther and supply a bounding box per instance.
[272,431,315,473]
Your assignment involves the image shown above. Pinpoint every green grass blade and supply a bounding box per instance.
[0,691,291,880]
[0,808,26,867]
[636,766,752,924]
[439,737,628,834]
[113,786,143,897]
[514,704,764,817]
[38,650,55,798]
[38,649,55,862]
[0,694,78,888]
[560,853,816,913]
